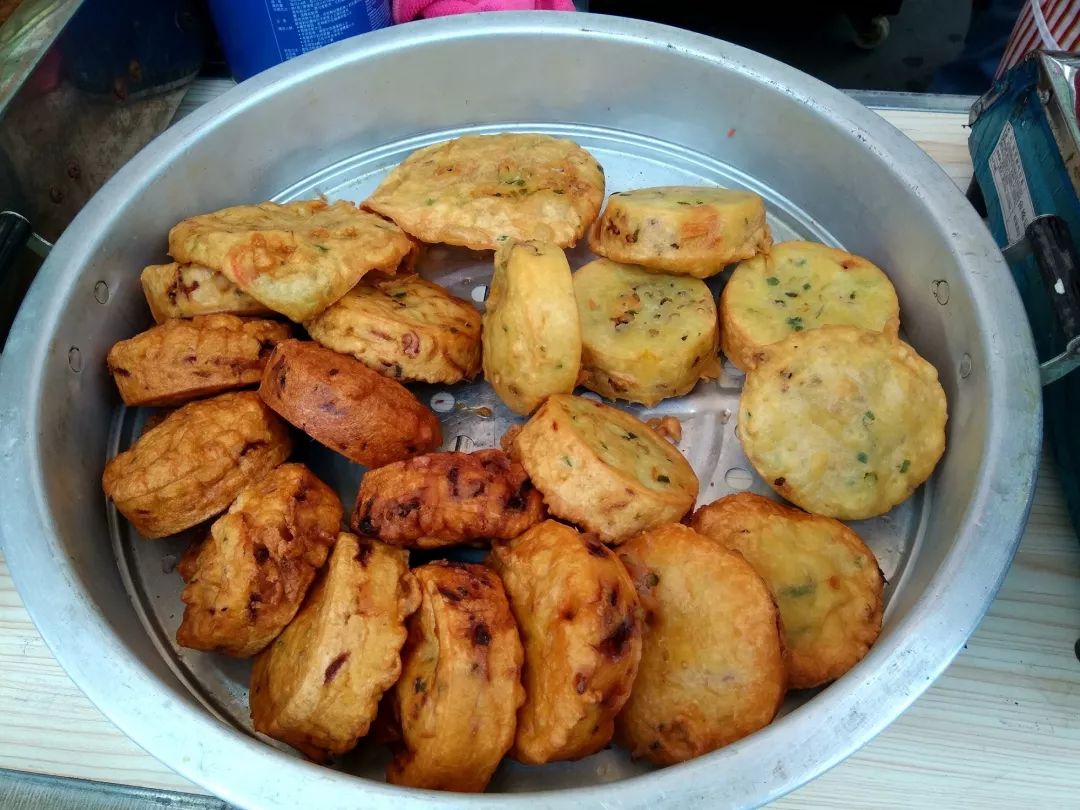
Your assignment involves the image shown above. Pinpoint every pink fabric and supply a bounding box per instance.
[393,0,574,24]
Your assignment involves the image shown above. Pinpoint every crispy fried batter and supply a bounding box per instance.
[739,326,947,519]
[168,200,416,322]
[258,340,441,468]
[250,533,420,762]
[351,449,544,549]
[388,562,524,792]
[690,493,883,688]
[107,314,291,407]
[615,524,785,765]
[511,395,698,543]
[175,464,343,657]
[305,274,481,384]
[140,262,271,322]
[489,520,642,764]
[363,133,605,250]
[102,391,292,539]
[588,186,770,278]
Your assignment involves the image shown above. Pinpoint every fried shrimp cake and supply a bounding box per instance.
[482,239,581,414]
[690,493,883,688]
[388,562,523,792]
[363,133,605,250]
[352,449,544,549]
[511,395,698,543]
[250,533,420,762]
[489,520,642,764]
[259,340,441,468]
[573,259,719,405]
[305,274,481,384]
[140,262,271,322]
[720,241,900,371]
[176,464,343,657]
[102,391,292,538]
[107,314,290,406]
[739,326,947,519]
[169,199,416,322]
[615,524,785,764]
[588,186,770,278]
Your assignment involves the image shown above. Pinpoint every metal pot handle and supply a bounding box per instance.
[0,210,53,350]
[1003,214,1080,386]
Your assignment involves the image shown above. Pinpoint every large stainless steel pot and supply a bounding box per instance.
[0,12,1042,809]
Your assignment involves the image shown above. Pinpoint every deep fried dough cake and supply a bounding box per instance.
[720,241,900,371]
[588,186,770,278]
[352,449,544,549]
[107,314,290,407]
[573,259,719,405]
[489,520,642,764]
[739,326,947,519]
[363,133,605,250]
[511,395,698,543]
[102,391,292,538]
[690,492,883,688]
[615,524,785,765]
[305,274,481,384]
[140,262,271,322]
[169,200,416,322]
[176,464,343,657]
[388,562,523,792]
[259,340,441,468]
[250,533,420,762]
[482,239,581,414]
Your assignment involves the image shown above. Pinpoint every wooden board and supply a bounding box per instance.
[1,101,1078,806]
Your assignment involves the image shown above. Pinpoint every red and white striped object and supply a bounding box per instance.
[997,0,1080,78]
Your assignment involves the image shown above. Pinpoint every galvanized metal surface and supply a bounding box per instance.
[0,12,1042,810]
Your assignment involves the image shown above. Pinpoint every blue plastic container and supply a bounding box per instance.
[207,0,393,82]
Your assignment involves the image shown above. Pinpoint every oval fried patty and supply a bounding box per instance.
[691,492,883,688]
[140,262,271,322]
[388,562,523,792]
[352,449,544,549]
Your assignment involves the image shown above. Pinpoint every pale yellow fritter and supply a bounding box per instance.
[739,326,947,520]
[140,262,271,322]
[720,241,900,371]
[488,520,642,764]
[101,391,292,539]
[107,314,291,406]
[249,533,420,762]
[388,562,523,792]
[573,259,719,405]
[615,524,785,765]
[176,464,343,657]
[305,274,481,384]
[482,240,581,414]
[168,199,416,322]
[690,492,883,689]
[511,395,698,544]
[588,186,770,278]
[363,133,605,250]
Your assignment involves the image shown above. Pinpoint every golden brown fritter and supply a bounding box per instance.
[351,449,545,549]
[140,262,271,322]
[305,274,481,384]
[510,395,698,544]
[488,520,642,764]
[690,492,883,688]
[363,133,605,250]
[258,340,441,468]
[387,562,524,792]
[615,524,785,765]
[169,200,417,322]
[102,391,292,539]
[250,533,420,762]
[175,464,343,657]
[107,314,291,407]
